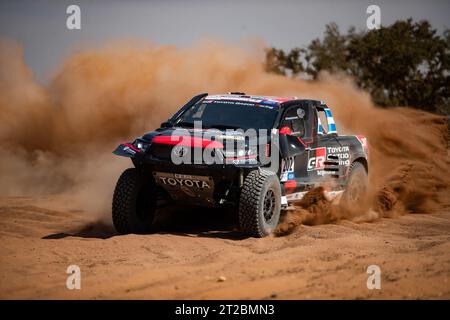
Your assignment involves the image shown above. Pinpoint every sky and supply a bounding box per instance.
[1,0,449,82]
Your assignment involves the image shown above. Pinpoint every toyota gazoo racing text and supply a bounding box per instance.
[112,93,369,237]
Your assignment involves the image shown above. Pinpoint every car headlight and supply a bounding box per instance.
[133,139,149,151]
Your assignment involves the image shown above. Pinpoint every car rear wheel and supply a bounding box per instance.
[343,161,368,205]
[238,170,281,237]
[112,168,156,234]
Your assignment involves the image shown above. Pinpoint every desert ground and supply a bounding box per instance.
[0,194,449,300]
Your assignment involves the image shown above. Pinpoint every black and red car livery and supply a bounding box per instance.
[112,93,369,237]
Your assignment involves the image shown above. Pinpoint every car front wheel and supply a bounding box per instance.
[112,168,156,234]
[238,169,282,237]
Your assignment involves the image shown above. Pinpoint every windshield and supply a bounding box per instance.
[174,99,279,130]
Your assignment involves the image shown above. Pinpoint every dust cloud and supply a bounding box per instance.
[0,39,448,226]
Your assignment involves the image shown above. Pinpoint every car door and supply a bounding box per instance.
[278,106,309,187]
[309,108,342,182]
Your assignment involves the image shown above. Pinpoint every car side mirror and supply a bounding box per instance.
[279,133,305,158]
[160,121,173,128]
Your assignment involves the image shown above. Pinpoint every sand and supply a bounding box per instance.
[0,195,449,299]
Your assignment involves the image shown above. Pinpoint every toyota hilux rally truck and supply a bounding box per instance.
[112,93,369,237]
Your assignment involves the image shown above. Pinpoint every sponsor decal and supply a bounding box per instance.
[203,95,287,108]
[259,100,279,108]
[280,157,295,181]
[286,190,344,202]
[172,145,188,157]
[308,145,351,175]
[326,145,350,167]
[286,191,308,201]
[205,95,261,102]
[326,146,349,153]
[228,157,258,165]
[205,97,262,104]
[122,146,136,155]
[317,170,336,177]
[215,133,245,141]
[156,173,211,189]
[307,147,326,170]
[154,172,214,202]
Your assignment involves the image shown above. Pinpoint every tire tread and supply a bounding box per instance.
[238,169,278,237]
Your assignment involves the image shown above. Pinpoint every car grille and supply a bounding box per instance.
[149,144,218,164]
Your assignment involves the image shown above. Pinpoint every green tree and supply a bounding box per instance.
[348,19,449,113]
[305,23,357,78]
[266,19,450,114]
[265,48,288,75]
[265,47,305,77]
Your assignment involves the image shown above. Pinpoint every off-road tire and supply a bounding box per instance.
[342,161,368,205]
[238,169,281,237]
[112,168,156,234]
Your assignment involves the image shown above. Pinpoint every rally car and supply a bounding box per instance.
[112,93,369,237]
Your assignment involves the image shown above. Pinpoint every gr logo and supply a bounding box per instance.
[366,265,381,290]
[307,147,326,171]
[66,265,81,290]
